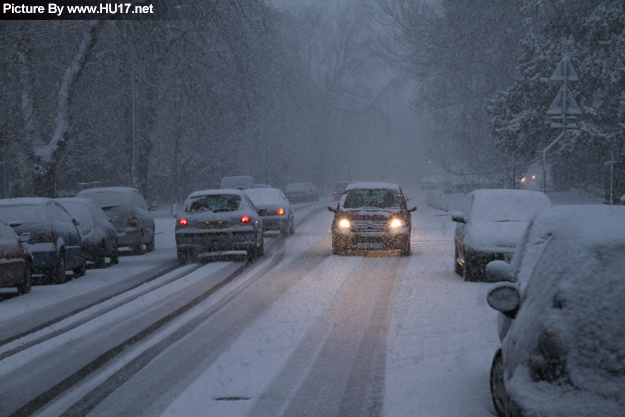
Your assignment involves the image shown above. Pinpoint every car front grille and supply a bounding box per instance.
[351,220,387,232]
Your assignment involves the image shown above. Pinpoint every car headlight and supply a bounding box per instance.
[390,218,404,228]
[339,219,351,229]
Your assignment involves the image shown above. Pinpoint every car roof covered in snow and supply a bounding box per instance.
[186,189,247,200]
[346,182,401,191]
[77,187,138,195]
[0,197,53,206]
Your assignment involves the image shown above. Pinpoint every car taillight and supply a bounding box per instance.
[278,208,285,215]
[334,191,337,194]
[241,216,251,223]
[178,218,188,227]
[38,228,55,243]
[127,216,138,227]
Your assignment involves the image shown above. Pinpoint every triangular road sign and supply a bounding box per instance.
[547,86,582,115]
[551,60,579,81]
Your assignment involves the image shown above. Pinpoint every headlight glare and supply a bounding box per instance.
[390,218,404,228]
[339,219,350,229]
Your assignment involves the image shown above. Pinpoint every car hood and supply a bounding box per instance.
[465,220,527,252]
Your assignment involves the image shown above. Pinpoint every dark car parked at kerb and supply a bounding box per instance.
[0,198,85,284]
[0,221,33,295]
[76,187,156,255]
[57,197,119,267]
[328,182,416,256]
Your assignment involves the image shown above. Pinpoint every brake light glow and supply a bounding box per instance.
[38,228,55,243]
[178,218,188,226]
[334,191,337,194]
[278,208,285,215]
[241,216,251,223]
[127,216,138,227]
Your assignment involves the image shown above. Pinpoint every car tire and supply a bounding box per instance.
[246,248,257,262]
[177,249,188,265]
[490,350,507,417]
[289,218,295,235]
[52,253,68,284]
[73,258,87,278]
[454,247,463,276]
[17,260,32,295]
[94,241,107,268]
[146,234,155,253]
[400,240,411,257]
[132,234,145,255]
[463,254,479,282]
[110,247,119,265]
[256,236,265,257]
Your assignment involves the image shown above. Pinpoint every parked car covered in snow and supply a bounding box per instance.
[76,187,156,255]
[0,198,85,284]
[57,198,119,267]
[285,182,319,203]
[175,189,264,263]
[0,221,33,295]
[328,182,416,256]
[486,212,625,417]
[452,189,551,282]
[244,188,294,237]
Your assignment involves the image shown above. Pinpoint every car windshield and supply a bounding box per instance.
[342,189,400,209]
[79,191,127,208]
[471,194,549,222]
[187,195,241,213]
[0,205,48,223]
[59,202,93,232]
[245,189,287,206]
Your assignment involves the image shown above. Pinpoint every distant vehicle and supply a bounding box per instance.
[254,183,272,189]
[0,221,33,295]
[76,187,156,255]
[285,182,319,203]
[486,212,625,417]
[332,181,351,200]
[451,189,551,282]
[0,198,86,284]
[245,188,294,237]
[328,182,416,256]
[220,176,255,190]
[175,189,264,263]
[57,198,119,267]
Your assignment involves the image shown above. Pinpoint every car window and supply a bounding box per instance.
[187,195,241,212]
[54,203,75,224]
[60,202,94,231]
[342,189,400,209]
[79,191,128,208]
[0,205,49,223]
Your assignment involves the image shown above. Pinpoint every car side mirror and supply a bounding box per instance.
[109,216,119,223]
[73,218,80,226]
[451,212,466,223]
[487,283,520,317]
[408,206,417,212]
[486,260,515,282]
[258,209,267,216]
[149,205,158,212]
[327,206,336,213]
[19,233,30,243]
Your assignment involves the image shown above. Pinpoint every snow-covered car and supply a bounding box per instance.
[175,189,264,263]
[328,182,416,255]
[76,187,156,255]
[284,182,319,203]
[220,176,255,190]
[452,189,551,282]
[0,221,33,295]
[332,181,351,201]
[0,198,86,284]
[57,198,119,267]
[486,212,625,417]
[244,188,294,237]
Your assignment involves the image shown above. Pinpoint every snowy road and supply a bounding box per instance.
[0,192,501,417]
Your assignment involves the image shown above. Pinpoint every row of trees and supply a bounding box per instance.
[1,0,425,203]
[377,0,625,198]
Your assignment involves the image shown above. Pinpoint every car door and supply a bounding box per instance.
[133,191,155,240]
[0,223,24,286]
[51,202,83,269]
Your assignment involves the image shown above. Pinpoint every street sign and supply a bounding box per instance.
[547,85,582,115]
[550,60,579,81]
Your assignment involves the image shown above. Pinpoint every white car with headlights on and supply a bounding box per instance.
[328,183,416,256]
[175,189,264,264]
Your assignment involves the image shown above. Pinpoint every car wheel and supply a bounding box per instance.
[94,241,107,268]
[132,233,145,255]
[17,260,32,295]
[110,247,119,265]
[256,235,265,257]
[490,350,507,417]
[52,253,68,284]
[73,258,87,278]
[400,240,411,257]
[177,249,189,265]
[454,247,463,276]
[146,234,155,252]
[463,254,479,282]
[289,218,295,235]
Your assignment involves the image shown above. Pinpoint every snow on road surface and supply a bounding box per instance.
[1,193,504,417]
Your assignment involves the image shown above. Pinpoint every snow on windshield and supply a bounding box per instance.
[186,195,241,213]
[471,190,551,222]
[245,189,288,206]
[78,191,127,208]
